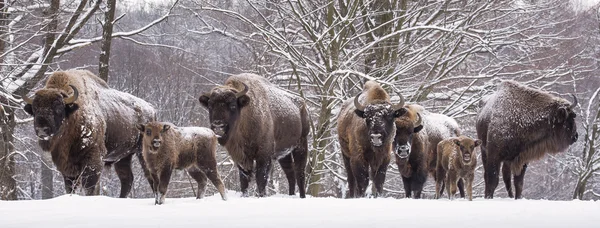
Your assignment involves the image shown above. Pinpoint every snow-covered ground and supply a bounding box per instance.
[1,191,599,228]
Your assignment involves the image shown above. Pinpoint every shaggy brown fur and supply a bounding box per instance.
[393,104,461,199]
[23,70,156,197]
[138,122,227,205]
[199,73,309,198]
[435,136,481,201]
[338,81,405,198]
[476,80,578,199]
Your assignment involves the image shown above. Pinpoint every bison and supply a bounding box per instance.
[337,81,405,198]
[23,70,156,197]
[476,80,578,199]
[137,121,227,204]
[435,135,481,201]
[198,73,309,198]
[393,104,461,199]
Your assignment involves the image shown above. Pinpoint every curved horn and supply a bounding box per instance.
[22,94,34,105]
[63,85,79,104]
[392,91,405,111]
[415,112,423,127]
[354,94,365,112]
[569,94,578,109]
[236,82,249,98]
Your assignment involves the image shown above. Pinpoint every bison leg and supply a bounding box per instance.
[199,163,228,201]
[188,169,208,199]
[483,160,500,199]
[278,154,296,196]
[114,153,134,198]
[457,179,465,198]
[342,154,355,198]
[371,161,389,198]
[466,175,474,201]
[255,159,272,197]
[151,173,160,204]
[292,145,308,199]
[135,151,155,194]
[63,176,78,195]
[351,160,369,198]
[401,176,412,198]
[237,164,252,197]
[81,166,101,196]
[513,163,527,200]
[502,162,513,198]
[435,168,445,199]
[156,166,172,205]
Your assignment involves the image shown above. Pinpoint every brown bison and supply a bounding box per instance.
[137,121,227,204]
[393,104,461,199]
[337,81,405,198]
[199,73,309,198]
[476,80,578,199]
[23,70,156,197]
[435,135,481,201]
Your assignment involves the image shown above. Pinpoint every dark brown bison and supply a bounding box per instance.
[476,80,578,199]
[137,121,227,204]
[393,104,461,199]
[435,135,481,201]
[23,70,156,197]
[337,81,405,198]
[199,73,309,198]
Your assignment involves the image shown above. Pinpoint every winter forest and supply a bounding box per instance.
[1,0,600,204]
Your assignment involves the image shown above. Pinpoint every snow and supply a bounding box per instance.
[0,192,599,228]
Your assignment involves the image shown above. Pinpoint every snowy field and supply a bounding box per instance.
[1,191,599,228]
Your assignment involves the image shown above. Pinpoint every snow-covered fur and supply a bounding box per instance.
[435,136,481,201]
[23,70,156,197]
[393,104,461,199]
[199,73,309,198]
[476,80,578,199]
[138,122,227,205]
[337,81,405,198]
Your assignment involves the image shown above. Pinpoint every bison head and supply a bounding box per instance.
[453,136,481,164]
[354,93,405,147]
[393,112,423,159]
[137,122,171,153]
[554,94,579,145]
[23,85,79,141]
[198,82,249,145]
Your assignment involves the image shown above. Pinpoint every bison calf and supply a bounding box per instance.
[435,136,481,201]
[138,122,227,205]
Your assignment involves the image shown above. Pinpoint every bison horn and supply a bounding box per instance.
[22,94,34,105]
[63,85,79,104]
[354,94,365,112]
[236,82,249,98]
[415,112,423,127]
[569,94,578,109]
[392,91,405,111]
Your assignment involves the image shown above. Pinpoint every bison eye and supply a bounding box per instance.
[146,129,152,136]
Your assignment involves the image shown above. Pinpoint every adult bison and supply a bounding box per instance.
[198,73,309,198]
[476,80,578,199]
[337,81,405,198]
[23,70,156,197]
[393,104,461,199]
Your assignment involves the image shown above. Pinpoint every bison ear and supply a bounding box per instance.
[474,139,482,147]
[237,95,250,108]
[65,103,79,117]
[394,108,407,118]
[198,94,210,108]
[162,125,170,132]
[24,104,34,116]
[413,125,423,133]
[136,124,145,132]
[555,108,568,124]
[354,109,365,118]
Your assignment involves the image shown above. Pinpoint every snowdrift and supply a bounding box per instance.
[0,191,598,228]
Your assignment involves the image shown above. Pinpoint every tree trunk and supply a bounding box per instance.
[99,0,116,82]
[573,176,588,200]
[0,106,17,200]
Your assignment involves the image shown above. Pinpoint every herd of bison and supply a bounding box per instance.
[20,70,578,204]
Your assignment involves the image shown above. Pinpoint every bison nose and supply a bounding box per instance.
[397,144,410,159]
[212,121,225,128]
[370,133,383,147]
[35,127,52,140]
[152,139,161,148]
